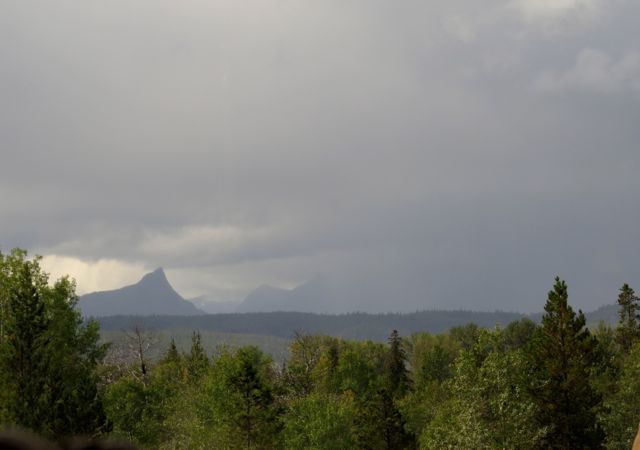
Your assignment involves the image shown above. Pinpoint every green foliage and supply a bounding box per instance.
[334,340,386,396]
[384,329,411,397]
[420,330,543,450]
[501,317,537,350]
[5,252,639,449]
[105,354,183,447]
[591,322,621,410]
[0,249,107,439]
[449,322,480,350]
[601,343,640,449]
[526,277,604,449]
[397,333,454,439]
[286,334,415,449]
[186,331,209,381]
[357,387,416,450]
[615,283,640,353]
[404,331,460,384]
[104,377,164,445]
[419,344,453,383]
[282,392,358,449]
[285,333,331,396]
[0,250,50,431]
[312,337,342,393]
[162,338,180,365]
[100,327,291,367]
[169,346,283,449]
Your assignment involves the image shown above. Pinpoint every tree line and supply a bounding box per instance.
[1,248,640,449]
[95,309,527,342]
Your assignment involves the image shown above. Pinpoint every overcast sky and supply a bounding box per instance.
[2,0,640,313]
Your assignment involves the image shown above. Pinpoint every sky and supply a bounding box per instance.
[2,0,640,313]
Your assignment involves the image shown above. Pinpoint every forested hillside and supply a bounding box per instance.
[2,249,640,449]
[96,309,526,341]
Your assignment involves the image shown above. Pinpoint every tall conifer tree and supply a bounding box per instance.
[384,329,410,397]
[615,283,640,353]
[527,277,603,449]
[187,331,209,380]
[163,337,181,364]
[374,330,415,449]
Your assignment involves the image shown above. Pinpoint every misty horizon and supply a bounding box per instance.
[74,266,618,318]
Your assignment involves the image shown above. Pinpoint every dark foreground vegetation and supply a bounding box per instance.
[0,428,135,450]
[2,248,640,449]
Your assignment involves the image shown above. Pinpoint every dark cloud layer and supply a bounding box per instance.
[2,0,639,311]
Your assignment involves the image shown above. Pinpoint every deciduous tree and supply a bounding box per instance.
[0,249,108,439]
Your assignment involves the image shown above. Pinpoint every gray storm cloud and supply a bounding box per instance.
[2,0,640,312]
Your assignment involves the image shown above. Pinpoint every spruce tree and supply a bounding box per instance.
[384,329,410,397]
[375,330,415,449]
[161,337,179,363]
[615,283,640,353]
[230,347,279,449]
[187,331,209,380]
[527,277,603,449]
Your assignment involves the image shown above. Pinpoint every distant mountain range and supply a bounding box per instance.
[79,268,204,317]
[78,268,622,329]
[77,270,354,317]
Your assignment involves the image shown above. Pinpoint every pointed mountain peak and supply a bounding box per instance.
[150,267,166,276]
[78,266,205,316]
[139,267,170,286]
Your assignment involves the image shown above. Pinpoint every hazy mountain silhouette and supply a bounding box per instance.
[236,285,293,312]
[78,268,204,317]
[237,278,625,321]
[78,268,623,322]
[236,278,336,313]
[583,303,618,326]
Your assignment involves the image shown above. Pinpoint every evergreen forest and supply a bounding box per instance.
[2,248,640,449]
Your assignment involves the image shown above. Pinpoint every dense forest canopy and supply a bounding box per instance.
[2,248,640,449]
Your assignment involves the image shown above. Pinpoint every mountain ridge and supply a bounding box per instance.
[78,269,624,324]
[78,268,204,317]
